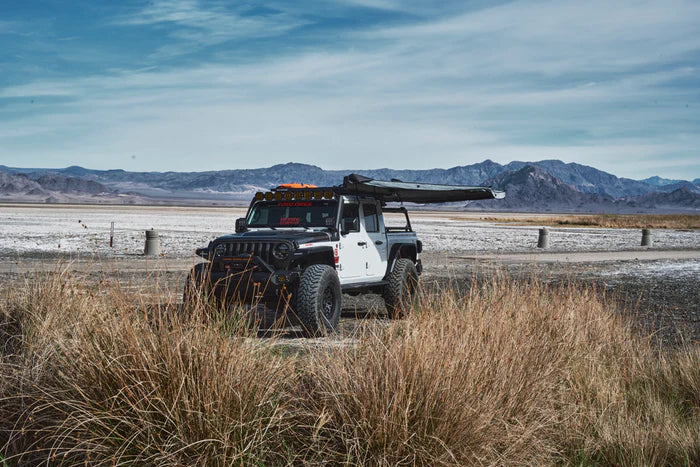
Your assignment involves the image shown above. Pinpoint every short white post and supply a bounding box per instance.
[144,229,161,256]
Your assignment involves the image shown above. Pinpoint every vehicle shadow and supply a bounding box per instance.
[163,296,386,340]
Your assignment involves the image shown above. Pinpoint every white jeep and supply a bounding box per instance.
[186,174,504,336]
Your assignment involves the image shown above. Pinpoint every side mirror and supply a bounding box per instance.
[341,217,356,235]
[235,218,248,233]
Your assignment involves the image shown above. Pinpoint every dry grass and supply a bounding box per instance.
[1,267,699,465]
[0,269,296,465]
[476,214,700,229]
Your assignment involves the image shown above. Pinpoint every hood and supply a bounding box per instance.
[214,229,332,244]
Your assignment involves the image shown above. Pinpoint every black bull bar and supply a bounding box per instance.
[206,254,300,303]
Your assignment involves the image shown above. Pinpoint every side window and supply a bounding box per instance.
[341,203,360,233]
[362,202,379,232]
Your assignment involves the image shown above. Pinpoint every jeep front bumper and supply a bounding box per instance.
[208,255,300,303]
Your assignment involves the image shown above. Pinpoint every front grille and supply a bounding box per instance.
[219,240,289,265]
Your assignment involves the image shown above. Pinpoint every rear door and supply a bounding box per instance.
[361,200,388,279]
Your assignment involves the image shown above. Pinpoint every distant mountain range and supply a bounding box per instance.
[0,171,146,204]
[1,160,698,213]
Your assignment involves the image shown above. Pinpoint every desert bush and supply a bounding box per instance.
[290,276,700,465]
[0,270,297,465]
[293,277,608,465]
[1,268,698,465]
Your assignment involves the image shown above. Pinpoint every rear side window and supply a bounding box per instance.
[362,203,379,232]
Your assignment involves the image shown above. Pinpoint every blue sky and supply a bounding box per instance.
[1,0,699,179]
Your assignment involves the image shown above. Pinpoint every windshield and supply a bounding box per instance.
[247,200,338,228]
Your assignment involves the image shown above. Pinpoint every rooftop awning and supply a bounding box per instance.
[340,174,505,203]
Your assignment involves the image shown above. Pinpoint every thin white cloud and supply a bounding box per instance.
[0,20,20,34]
[114,0,307,58]
[363,0,700,74]
[334,0,403,11]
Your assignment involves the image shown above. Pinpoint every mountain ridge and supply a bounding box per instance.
[1,161,698,212]
[0,171,145,204]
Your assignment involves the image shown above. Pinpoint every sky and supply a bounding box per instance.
[0,0,699,180]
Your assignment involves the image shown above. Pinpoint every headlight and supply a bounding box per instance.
[273,242,291,260]
[214,244,226,257]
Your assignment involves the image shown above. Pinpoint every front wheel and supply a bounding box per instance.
[296,264,342,337]
[383,258,418,319]
[182,263,216,311]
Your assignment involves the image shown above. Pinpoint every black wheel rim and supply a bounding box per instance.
[321,286,335,320]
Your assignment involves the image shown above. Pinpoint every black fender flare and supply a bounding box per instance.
[293,245,336,269]
[384,243,417,279]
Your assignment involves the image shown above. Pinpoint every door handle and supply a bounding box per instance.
[357,241,367,246]
[375,240,384,245]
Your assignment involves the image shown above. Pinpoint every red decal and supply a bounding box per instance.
[280,217,300,226]
[278,202,312,207]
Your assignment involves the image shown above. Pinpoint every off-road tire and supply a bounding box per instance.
[182,263,216,310]
[383,258,418,319]
[296,264,342,337]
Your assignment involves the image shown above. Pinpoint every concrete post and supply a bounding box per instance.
[144,229,161,256]
[641,228,652,247]
[537,227,550,249]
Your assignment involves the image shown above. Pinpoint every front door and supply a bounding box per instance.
[337,201,367,283]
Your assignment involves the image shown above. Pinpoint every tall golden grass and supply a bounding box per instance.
[478,214,700,230]
[1,268,698,465]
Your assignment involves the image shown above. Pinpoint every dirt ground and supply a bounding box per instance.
[1,204,698,346]
[421,250,700,346]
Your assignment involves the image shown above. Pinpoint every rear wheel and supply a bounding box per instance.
[383,258,418,319]
[296,264,342,337]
